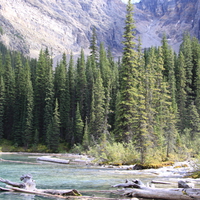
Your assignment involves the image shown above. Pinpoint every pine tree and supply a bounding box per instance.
[89,27,98,61]
[46,99,60,152]
[136,38,148,163]
[168,48,177,113]
[3,52,15,140]
[82,117,90,149]
[44,64,54,146]
[114,0,139,143]
[13,53,26,145]
[34,51,47,141]
[161,34,171,79]
[180,34,194,105]
[99,43,112,136]
[176,52,187,132]
[187,102,200,141]
[34,50,53,143]
[142,48,157,161]
[89,69,105,142]
[195,59,200,114]
[74,103,84,144]
[54,59,69,140]
[0,76,5,139]
[22,61,34,148]
[67,53,76,145]
[191,37,200,95]
[85,56,95,122]
[76,49,87,122]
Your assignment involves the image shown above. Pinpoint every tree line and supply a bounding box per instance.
[0,0,200,164]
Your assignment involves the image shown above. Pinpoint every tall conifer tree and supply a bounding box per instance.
[0,76,5,139]
[114,0,139,142]
[3,52,15,139]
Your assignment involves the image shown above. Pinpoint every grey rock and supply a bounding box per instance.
[0,0,200,58]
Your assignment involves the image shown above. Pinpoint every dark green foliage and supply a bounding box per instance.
[0,10,200,163]
[89,69,105,143]
[74,103,84,144]
[76,49,87,122]
[3,52,15,140]
[114,0,139,143]
[46,99,60,152]
[0,76,4,139]
[89,27,98,61]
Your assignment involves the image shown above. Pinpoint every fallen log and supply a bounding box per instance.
[119,188,199,200]
[0,187,11,192]
[37,156,70,164]
[151,180,173,185]
[113,179,200,200]
[0,175,81,198]
[6,186,69,199]
[2,186,124,200]
[0,177,25,188]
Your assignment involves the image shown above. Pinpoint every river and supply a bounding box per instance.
[0,153,198,200]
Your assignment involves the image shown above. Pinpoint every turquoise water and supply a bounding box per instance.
[0,153,170,199]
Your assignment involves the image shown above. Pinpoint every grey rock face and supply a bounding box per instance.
[0,0,200,57]
[0,0,126,57]
[135,0,200,51]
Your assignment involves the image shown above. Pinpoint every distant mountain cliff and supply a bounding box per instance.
[0,0,199,57]
[135,0,200,51]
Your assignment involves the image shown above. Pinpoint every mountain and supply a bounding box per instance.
[0,0,199,58]
[135,0,200,51]
[0,0,126,58]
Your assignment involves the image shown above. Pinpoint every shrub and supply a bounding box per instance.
[87,141,140,165]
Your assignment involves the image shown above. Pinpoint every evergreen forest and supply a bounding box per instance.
[0,0,200,165]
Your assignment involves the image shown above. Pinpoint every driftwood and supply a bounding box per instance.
[112,179,200,200]
[0,175,81,198]
[37,156,70,164]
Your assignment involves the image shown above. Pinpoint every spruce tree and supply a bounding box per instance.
[13,52,26,145]
[85,56,94,122]
[67,53,76,145]
[195,59,200,114]
[54,59,69,140]
[82,117,90,149]
[176,52,187,132]
[99,43,112,136]
[114,0,139,143]
[34,50,53,143]
[89,69,105,142]
[74,103,84,144]
[3,52,15,140]
[22,61,34,148]
[46,99,60,152]
[44,64,54,146]
[180,34,194,105]
[89,27,98,61]
[76,49,87,122]
[34,51,47,140]
[0,76,5,139]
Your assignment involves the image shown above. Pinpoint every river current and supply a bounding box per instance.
[0,153,196,200]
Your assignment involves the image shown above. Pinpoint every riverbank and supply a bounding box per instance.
[0,152,198,177]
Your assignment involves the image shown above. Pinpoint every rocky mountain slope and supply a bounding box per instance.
[136,0,200,52]
[0,0,199,58]
[0,0,126,57]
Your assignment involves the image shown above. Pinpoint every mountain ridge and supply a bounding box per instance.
[0,0,199,57]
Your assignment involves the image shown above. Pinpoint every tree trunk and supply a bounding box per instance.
[113,179,200,200]
[37,156,70,164]
[0,175,80,198]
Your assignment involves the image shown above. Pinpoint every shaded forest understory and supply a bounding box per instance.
[1,1,200,166]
